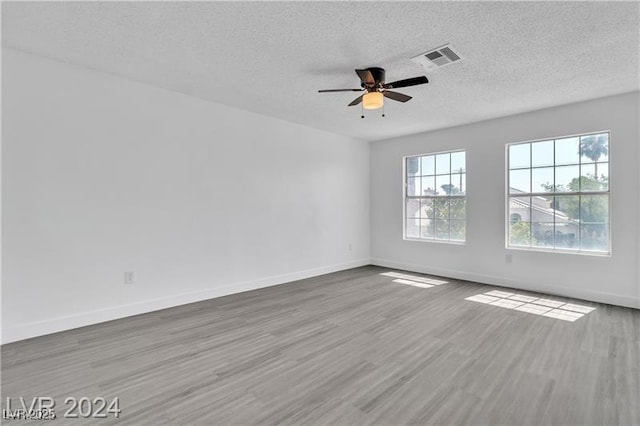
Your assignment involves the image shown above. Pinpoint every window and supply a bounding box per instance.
[507,132,610,254]
[404,150,466,242]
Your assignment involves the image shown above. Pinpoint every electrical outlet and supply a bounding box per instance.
[505,254,513,264]
[124,271,135,284]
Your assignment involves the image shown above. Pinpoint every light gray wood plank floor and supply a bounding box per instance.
[2,266,639,425]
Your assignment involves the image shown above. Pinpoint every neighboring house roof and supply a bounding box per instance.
[509,188,577,225]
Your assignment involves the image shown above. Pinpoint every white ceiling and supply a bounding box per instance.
[2,1,639,142]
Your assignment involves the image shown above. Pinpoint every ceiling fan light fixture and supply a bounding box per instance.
[363,92,384,110]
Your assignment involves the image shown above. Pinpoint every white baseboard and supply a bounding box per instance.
[371,258,640,309]
[1,259,369,345]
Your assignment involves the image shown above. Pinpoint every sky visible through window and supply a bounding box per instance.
[509,134,609,194]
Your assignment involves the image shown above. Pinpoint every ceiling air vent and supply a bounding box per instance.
[411,43,462,72]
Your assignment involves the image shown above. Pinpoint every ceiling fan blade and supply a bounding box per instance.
[318,89,363,93]
[383,76,429,89]
[355,69,375,85]
[383,91,412,103]
[348,95,364,106]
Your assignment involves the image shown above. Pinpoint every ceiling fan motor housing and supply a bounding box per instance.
[362,67,385,90]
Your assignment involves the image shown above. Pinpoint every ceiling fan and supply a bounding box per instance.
[318,67,429,112]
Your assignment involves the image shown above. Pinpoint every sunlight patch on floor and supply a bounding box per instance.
[465,291,596,322]
[392,278,434,289]
[380,271,448,286]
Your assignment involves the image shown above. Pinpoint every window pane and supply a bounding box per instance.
[434,198,449,219]
[407,177,420,196]
[421,176,435,196]
[435,153,450,174]
[555,137,579,165]
[420,155,435,175]
[406,199,421,218]
[531,140,554,167]
[580,133,609,163]
[579,195,609,252]
[406,217,419,238]
[435,174,451,195]
[451,151,465,173]
[531,167,554,193]
[421,219,435,239]
[581,194,609,224]
[580,224,609,252]
[449,173,464,195]
[555,215,579,250]
[532,222,554,247]
[580,164,608,191]
[421,199,434,218]
[435,220,449,240]
[530,195,553,221]
[459,173,467,195]
[555,165,579,192]
[509,143,530,169]
[509,220,531,246]
[509,169,530,193]
[554,195,580,223]
[450,220,465,241]
[510,196,531,220]
[407,157,420,176]
[581,163,595,180]
[509,196,531,246]
[554,195,581,250]
[450,199,465,220]
[596,163,609,190]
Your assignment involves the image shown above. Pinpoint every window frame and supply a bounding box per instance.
[505,130,611,256]
[403,149,467,244]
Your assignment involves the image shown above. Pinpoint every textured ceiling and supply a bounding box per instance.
[2,1,639,142]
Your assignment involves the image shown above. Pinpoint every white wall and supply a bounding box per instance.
[3,48,638,346]
[1,48,370,343]
[371,92,640,309]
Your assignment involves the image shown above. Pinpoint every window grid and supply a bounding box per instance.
[507,132,610,254]
[405,150,466,243]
